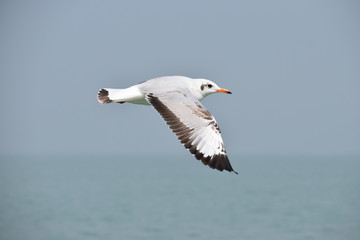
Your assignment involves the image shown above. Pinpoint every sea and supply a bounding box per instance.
[0,155,359,240]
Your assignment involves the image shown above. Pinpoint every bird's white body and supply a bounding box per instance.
[100,76,215,105]
[97,76,237,173]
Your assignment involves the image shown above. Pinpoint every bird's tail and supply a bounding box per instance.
[98,86,148,104]
[97,88,128,104]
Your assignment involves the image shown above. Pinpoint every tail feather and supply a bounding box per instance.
[97,86,147,105]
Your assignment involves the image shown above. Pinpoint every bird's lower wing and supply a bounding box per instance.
[146,90,237,173]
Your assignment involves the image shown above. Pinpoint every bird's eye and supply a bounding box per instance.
[207,84,213,88]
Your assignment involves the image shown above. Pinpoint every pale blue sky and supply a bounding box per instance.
[0,0,359,156]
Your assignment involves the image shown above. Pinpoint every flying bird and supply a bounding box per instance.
[97,76,237,174]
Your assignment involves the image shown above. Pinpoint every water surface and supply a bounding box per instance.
[0,155,359,240]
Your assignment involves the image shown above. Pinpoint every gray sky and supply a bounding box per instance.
[1,0,359,157]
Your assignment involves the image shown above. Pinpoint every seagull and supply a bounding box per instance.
[97,76,237,174]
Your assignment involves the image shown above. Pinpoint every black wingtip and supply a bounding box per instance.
[203,153,237,174]
[98,88,111,104]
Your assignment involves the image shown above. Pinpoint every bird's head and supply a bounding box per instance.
[192,79,232,100]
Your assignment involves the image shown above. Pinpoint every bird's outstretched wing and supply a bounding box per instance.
[146,90,237,173]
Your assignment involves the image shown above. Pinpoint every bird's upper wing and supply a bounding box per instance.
[146,89,237,173]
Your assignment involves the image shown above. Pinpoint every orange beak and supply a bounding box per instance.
[216,88,232,94]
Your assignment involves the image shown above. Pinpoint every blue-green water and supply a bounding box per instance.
[0,155,359,240]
